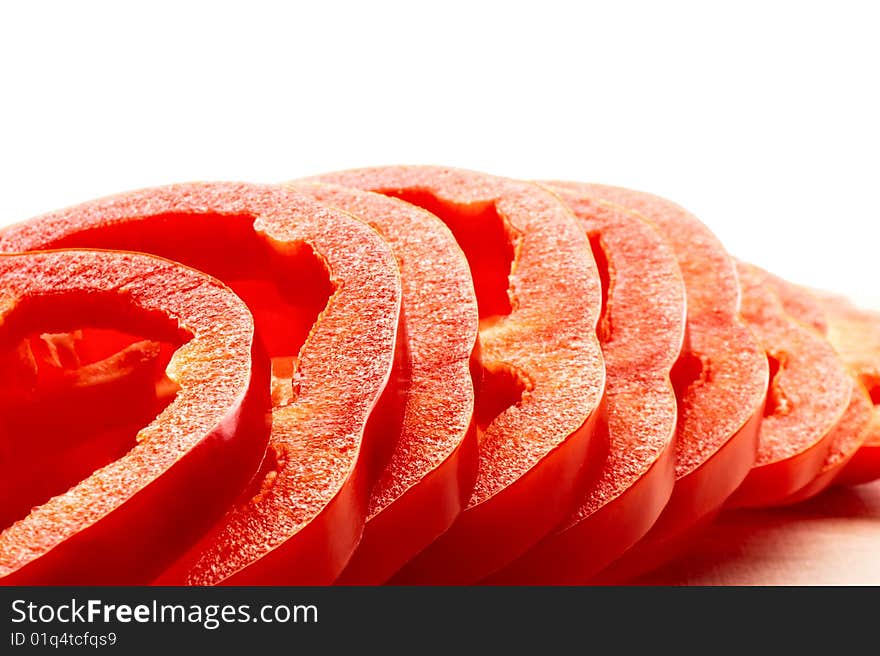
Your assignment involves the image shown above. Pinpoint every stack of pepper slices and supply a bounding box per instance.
[1,166,878,585]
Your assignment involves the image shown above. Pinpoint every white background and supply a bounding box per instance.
[1,1,878,307]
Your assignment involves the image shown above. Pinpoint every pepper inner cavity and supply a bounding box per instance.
[0,323,180,531]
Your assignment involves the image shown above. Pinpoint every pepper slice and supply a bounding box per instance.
[288,182,480,585]
[314,166,605,584]
[780,380,872,504]
[556,183,768,583]
[725,262,852,508]
[757,271,873,502]
[787,290,880,486]
[488,185,686,584]
[0,250,269,584]
[0,336,175,533]
[0,183,402,585]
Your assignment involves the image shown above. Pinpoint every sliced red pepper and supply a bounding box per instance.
[0,250,269,584]
[314,166,606,584]
[556,183,768,583]
[487,185,686,584]
[289,181,480,585]
[779,379,873,504]
[0,336,177,533]
[1,182,403,584]
[725,262,852,507]
[788,290,880,486]
[758,271,873,501]
[1,334,166,431]
[838,415,880,485]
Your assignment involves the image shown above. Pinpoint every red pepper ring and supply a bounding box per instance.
[314,166,606,584]
[2,182,403,585]
[0,249,270,585]
[288,182,481,585]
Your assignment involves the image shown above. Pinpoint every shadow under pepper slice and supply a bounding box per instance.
[314,166,606,584]
[289,182,480,585]
[0,250,269,584]
[1,183,402,585]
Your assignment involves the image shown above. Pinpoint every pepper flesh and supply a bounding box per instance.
[789,291,880,486]
[314,166,605,584]
[726,262,852,508]
[0,250,269,584]
[488,185,686,584]
[289,182,480,585]
[556,183,768,584]
[757,271,873,501]
[0,183,402,585]
[0,337,174,532]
